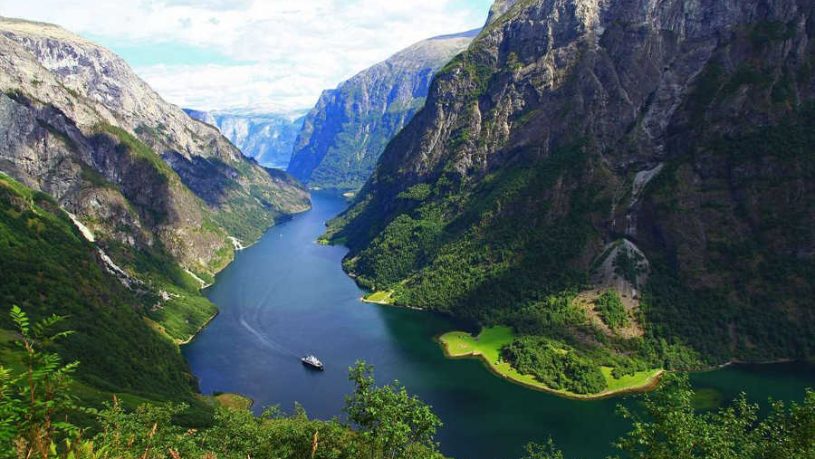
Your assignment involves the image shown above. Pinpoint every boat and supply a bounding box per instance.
[301,354,324,371]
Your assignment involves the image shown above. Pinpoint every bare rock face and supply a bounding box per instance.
[332,0,815,363]
[287,29,479,191]
[0,17,309,279]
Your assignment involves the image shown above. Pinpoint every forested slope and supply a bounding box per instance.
[329,0,815,392]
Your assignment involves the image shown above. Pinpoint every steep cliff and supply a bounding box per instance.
[330,0,815,374]
[287,30,479,191]
[186,109,305,170]
[0,17,309,342]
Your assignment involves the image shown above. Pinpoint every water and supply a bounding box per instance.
[184,192,815,459]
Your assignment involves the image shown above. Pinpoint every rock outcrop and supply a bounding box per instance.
[287,29,479,191]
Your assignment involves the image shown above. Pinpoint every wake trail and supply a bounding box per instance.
[238,316,297,357]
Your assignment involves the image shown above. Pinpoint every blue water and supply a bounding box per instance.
[184,192,815,459]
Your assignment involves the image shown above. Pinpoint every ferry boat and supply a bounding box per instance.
[301,354,324,371]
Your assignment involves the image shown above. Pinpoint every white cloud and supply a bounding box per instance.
[0,0,492,113]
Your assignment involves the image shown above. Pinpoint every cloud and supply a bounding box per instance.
[0,0,493,113]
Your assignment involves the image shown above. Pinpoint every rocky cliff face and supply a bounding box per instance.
[0,17,309,341]
[186,109,304,170]
[287,30,479,191]
[331,0,815,365]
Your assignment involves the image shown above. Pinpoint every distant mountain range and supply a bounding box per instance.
[287,29,479,192]
[184,109,305,170]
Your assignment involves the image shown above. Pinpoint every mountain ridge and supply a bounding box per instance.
[287,29,479,191]
[0,15,309,397]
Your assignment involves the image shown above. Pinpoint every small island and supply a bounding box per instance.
[438,326,663,400]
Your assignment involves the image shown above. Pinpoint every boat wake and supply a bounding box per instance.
[238,316,295,357]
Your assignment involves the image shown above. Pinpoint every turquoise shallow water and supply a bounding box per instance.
[183,192,815,459]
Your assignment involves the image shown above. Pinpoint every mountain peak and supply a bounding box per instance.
[287,29,477,191]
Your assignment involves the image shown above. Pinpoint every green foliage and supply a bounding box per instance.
[502,337,607,394]
[614,374,815,459]
[398,183,433,202]
[436,47,495,101]
[612,248,644,288]
[0,307,79,459]
[595,291,629,331]
[296,85,428,192]
[94,124,175,184]
[0,319,440,459]
[84,362,444,459]
[343,144,602,323]
[520,439,564,459]
[523,374,815,459]
[345,361,443,459]
[0,174,204,406]
[641,104,815,364]
[508,293,587,337]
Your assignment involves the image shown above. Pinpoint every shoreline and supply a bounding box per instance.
[176,310,219,346]
[178,204,312,348]
[360,295,425,311]
[696,358,798,374]
[436,331,664,401]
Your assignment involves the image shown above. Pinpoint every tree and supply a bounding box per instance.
[519,374,815,459]
[520,439,565,459]
[615,373,815,459]
[344,361,442,459]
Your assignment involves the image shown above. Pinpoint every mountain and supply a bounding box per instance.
[287,29,479,192]
[0,173,204,411]
[0,17,308,402]
[185,109,305,170]
[327,0,815,383]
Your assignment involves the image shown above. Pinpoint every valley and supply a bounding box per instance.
[1,0,815,457]
[184,192,815,459]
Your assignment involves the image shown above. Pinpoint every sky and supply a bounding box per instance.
[0,0,494,115]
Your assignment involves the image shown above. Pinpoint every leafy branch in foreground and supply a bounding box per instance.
[1,306,80,459]
[522,373,815,459]
[615,374,815,459]
[345,361,443,459]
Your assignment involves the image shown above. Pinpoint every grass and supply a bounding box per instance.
[362,290,395,305]
[439,326,663,399]
[213,393,254,411]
